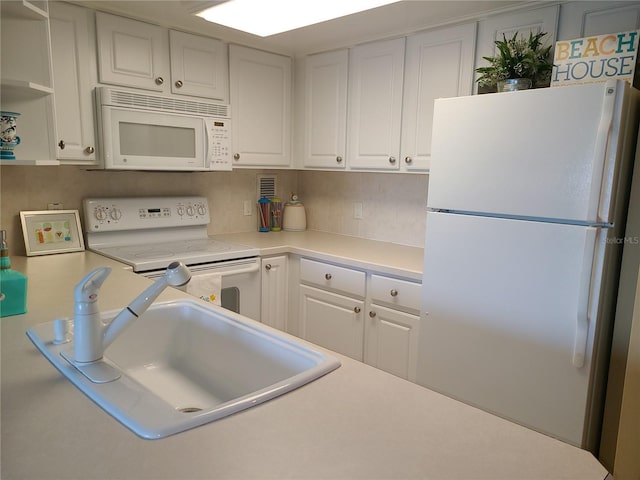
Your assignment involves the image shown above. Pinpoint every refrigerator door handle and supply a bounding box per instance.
[573,228,598,368]
[588,79,617,223]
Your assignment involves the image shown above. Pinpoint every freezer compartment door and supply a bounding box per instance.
[428,81,623,223]
[418,212,604,446]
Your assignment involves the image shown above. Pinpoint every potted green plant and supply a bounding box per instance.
[476,31,554,92]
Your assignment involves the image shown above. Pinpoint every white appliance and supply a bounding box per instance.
[95,87,231,171]
[83,196,261,321]
[417,80,640,451]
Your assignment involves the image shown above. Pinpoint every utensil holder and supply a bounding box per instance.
[270,197,282,231]
[258,197,270,232]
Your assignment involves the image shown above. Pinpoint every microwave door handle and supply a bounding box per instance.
[205,124,213,169]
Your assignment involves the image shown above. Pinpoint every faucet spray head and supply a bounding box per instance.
[165,261,191,287]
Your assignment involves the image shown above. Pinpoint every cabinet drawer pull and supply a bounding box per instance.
[369,311,377,318]
[58,140,65,150]
[404,156,412,164]
[389,156,396,164]
[325,273,332,280]
[85,146,95,154]
[234,153,240,160]
[336,156,343,163]
[390,289,398,297]
[264,264,272,271]
[155,76,164,85]
[175,80,183,88]
[354,306,361,314]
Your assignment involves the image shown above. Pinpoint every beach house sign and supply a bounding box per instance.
[551,30,640,87]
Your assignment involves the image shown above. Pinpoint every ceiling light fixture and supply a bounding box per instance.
[196,0,401,37]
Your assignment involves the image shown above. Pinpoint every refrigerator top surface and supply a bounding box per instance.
[428,81,637,225]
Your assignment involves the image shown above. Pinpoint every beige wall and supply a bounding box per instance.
[299,170,428,247]
[0,165,427,255]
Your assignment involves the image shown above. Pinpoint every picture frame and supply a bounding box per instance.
[20,210,85,256]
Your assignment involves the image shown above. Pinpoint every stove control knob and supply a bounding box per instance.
[109,208,122,221]
[177,206,185,216]
[186,206,195,216]
[95,208,107,221]
[197,205,207,216]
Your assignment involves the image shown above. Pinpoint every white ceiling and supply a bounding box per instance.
[71,0,532,56]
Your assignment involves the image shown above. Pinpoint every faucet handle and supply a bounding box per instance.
[74,267,112,313]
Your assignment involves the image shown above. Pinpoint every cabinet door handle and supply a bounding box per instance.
[369,311,377,318]
[325,273,332,280]
[390,289,398,297]
[389,156,396,164]
[175,80,183,88]
[404,156,412,164]
[155,76,164,85]
[354,306,361,314]
[234,153,240,160]
[336,156,343,163]
[58,140,65,150]
[264,264,272,271]
[85,146,95,154]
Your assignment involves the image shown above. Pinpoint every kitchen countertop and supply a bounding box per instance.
[1,251,609,480]
[212,230,425,280]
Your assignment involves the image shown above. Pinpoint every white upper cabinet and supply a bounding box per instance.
[96,12,228,101]
[347,37,405,171]
[303,49,348,169]
[96,12,169,92]
[50,1,97,164]
[474,4,560,93]
[229,44,292,168]
[400,23,476,172]
[558,1,640,39]
[169,30,228,102]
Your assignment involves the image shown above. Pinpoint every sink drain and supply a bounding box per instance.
[176,406,203,413]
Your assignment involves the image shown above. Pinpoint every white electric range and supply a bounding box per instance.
[83,196,261,320]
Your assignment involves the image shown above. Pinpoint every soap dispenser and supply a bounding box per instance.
[0,230,27,317]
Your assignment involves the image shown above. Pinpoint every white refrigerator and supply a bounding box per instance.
[417,79,639,451]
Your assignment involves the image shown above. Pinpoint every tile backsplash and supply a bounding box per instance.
[0,165,427,255]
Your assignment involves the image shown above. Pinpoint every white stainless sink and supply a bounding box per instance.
[27,299,340,439]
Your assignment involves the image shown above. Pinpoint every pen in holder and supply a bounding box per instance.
[270,197,282,231]
[258,197,270,232]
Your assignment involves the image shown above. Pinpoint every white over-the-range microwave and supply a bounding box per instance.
[94,86,232,171]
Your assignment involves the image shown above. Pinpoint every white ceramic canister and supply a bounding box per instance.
[282,194,306,231]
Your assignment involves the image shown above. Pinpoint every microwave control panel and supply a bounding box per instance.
[83,196,210,232]
[206,118,231,170]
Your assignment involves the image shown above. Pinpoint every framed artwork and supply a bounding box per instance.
[20,210,85,256]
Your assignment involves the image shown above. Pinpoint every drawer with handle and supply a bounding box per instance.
[370,274,421,313]
[300,258,366,297]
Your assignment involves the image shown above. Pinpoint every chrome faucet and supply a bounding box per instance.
[73,261,192,363]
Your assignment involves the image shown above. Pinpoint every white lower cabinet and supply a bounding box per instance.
[365,274,421,381]
[298,258,366,360]
[296,257,421,379]
[299,285,365,361]
[260,255,288,331]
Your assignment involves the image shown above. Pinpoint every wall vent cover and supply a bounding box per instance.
[258,175,277,199]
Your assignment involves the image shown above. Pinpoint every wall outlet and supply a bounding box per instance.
[243,200,252,216]
[353,202,363,219]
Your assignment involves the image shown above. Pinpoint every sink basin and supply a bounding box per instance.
[27,299,340,439]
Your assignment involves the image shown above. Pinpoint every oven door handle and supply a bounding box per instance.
[217,263,260,277]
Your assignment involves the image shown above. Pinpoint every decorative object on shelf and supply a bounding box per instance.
[20,210,85,256]
[0,111,21,160]
[476,31,554,92]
